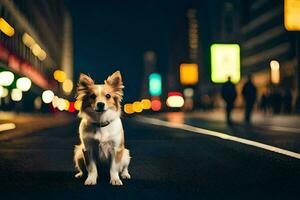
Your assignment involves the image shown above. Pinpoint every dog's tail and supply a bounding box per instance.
[74,144,84,173]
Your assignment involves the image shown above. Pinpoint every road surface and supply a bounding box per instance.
[0,116,299,199]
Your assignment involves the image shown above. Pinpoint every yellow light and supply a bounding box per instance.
[132,101,143,113]
[180,63,199,85]
[0,71,14,86]
[54,70,66,83]
[284,0,300,31]
[1,87,8,98]
[141,99,151,109]
[166,96,184,108]
[124,104,134,114]
[31,43,42,56]
[62,79,73,94]
[22,33,35,47]
[0,18,15,37]
[38,49,47,61]
[270,60,280,70]
[211,44,240,83]
[74,100,82,110]
[11,88,22,102]
[42,90,54,104]
[270,60,280,84]
[16,77,32,92]
[64,100,70,111]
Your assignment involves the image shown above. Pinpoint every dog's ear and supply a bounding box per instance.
[105,71,124,97]
[77,73,94,99]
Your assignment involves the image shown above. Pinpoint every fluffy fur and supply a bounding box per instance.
[74,71,131,186]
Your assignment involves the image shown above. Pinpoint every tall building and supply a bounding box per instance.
[240,0,296,96]
[0,0,73,111]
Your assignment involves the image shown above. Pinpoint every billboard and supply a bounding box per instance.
[210,44,240,83]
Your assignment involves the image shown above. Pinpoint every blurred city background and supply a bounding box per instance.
[0,0,300,199]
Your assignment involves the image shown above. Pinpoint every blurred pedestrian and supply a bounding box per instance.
[271,89,282,114]
[242,75,257,124]
[283,89,292,114]
[260,90,270,115]
[221,77,237,125]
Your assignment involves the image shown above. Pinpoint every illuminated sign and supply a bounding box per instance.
[210,44,240,83]
[180,63,198,85]
[284,0,300,31]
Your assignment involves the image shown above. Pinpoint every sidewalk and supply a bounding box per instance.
[0,112,76,141]
[182,109,300,131]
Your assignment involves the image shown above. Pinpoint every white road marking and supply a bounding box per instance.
[0,123,16,132]
[136,116,300,160]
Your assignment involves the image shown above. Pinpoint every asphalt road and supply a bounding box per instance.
[0,117,299,199]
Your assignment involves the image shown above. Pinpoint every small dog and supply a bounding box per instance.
[74,71,131,186]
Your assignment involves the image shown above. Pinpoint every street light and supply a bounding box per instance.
[284,0,300,31]
[166,92,184,108]
[270,60,280,84]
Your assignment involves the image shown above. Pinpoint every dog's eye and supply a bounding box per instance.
[90,93,96,99]
[106,94,111,99]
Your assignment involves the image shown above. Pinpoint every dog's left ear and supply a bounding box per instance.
[105,70,124,97]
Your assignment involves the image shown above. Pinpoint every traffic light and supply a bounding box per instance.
[149,73,162,96]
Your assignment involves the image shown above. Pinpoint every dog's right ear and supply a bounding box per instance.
[77,73,94,99]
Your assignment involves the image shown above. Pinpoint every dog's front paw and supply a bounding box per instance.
[75,172,83,178]
[121,171,131,179]
[110,178,123,186]
[84,175,97,185]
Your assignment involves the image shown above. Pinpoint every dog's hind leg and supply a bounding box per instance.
[74,145,84,178]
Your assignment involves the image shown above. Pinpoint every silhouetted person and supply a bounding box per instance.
[283,89,292,114]
[271,90,282,114]
[221,77,237,125]
[260,90,270,115]
[242,75,257,124]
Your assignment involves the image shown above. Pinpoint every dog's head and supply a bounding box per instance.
[77,71,124,121]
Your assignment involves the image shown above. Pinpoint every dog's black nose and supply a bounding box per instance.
[96,102,105,112]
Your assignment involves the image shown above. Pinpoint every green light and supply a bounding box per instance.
[149,73,162,96]
[211,44,240,83]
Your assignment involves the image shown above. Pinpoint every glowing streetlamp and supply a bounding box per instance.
[270,60,280,84]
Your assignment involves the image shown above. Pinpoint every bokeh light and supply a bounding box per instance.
[42,90,54,104]
[11,88,22,102]
[16,77,32,92]
[124,103,134,114]
[74,100,82,110]
[0,71,14,86]
[62,79,73,94]
[53,70,66,83]
[141,99,151,109]
[132,101,143,113]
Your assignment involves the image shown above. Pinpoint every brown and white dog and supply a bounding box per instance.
[74,71,131,186]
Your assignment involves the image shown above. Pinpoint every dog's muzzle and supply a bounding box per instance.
[95,102,105,112]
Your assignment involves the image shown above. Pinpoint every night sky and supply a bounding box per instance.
[66,0,222,102]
